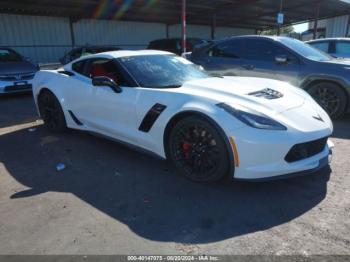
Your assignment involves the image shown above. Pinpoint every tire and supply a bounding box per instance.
[168,115,230,182]
[38,90,67,132]
[308,82,347,119]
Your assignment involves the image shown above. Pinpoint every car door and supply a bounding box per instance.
[65,58,140,144]
[240,38,301,85]
[204,39,245,76]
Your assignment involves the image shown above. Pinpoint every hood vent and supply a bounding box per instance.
[248,88,283,100]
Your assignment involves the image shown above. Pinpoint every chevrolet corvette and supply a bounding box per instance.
[33,50,333,182]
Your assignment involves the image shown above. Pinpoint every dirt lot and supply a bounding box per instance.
[0,94,349,255]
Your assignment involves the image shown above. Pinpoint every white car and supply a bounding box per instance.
[33,50,334,182]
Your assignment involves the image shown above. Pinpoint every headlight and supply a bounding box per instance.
[217,103,287,130]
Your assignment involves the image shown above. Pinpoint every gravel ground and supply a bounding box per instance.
[0,94,349,255]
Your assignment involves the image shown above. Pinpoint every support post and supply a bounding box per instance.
[181,0,187,53]
[69,17,75,48]
[166,24,169,38]
[313,2,321,40]
[346,15,350,37]
[211,14,216,40]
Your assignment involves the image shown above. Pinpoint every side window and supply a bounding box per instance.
[246,39,295,62]
[208,40,245,58]
[72,60,86,75]
[335,42,350,57]
[310,42,329,53]
[86,59,129,86]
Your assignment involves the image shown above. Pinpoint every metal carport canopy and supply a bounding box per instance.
[0,0,350,30]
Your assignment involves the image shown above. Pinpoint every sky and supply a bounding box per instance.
[293,23,308,33]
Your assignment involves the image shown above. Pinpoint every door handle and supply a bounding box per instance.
[242,64,255,70]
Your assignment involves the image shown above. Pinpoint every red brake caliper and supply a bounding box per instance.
[182,143,191,160]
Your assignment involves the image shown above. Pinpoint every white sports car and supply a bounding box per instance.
[33,50,334,182]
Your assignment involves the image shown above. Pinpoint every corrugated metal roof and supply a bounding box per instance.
[1,0,350,30]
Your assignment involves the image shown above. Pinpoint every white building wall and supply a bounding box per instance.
[215,27,255,38]
[0,13,256,63]
[168,24,254,39]
[168,24,211,39]
[325,15,349,37]
[308,15,350,38]
[0,13,72,63]
[73,19,166,49]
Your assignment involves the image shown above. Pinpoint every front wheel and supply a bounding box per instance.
[168,116,230,182]
[308,82,347,119]
[38,90,67,132]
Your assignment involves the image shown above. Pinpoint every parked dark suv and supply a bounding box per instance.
[189,35,350,118]
[147,38,207,55]
[60,46,121,65]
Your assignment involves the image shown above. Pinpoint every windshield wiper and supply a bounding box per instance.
[156,84,182,88]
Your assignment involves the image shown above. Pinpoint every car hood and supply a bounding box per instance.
[0,61,37,75]
[182,76,306,115]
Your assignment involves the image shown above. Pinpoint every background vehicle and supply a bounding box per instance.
[307,38,350,58]
[59,46,122,65]
[0,47,38,95]
[147,38,207,55]
[189,35,350,118]
[33,50,333,182]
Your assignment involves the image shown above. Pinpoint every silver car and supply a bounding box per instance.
[307,38,350,59]
[0,48,38,95]
[189,36,350,118]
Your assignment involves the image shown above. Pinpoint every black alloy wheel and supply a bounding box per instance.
[38,91,67,132]
[168,116,230,182]
[308,82,347,119]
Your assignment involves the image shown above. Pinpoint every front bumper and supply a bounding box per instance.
[227,125,333,181]
[0,80,33,94]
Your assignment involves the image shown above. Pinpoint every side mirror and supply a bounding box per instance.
[92,76,122,93]
[275,55,288,64]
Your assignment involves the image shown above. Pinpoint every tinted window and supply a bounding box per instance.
[72,60,86,75]
[0,49,23,62]
[309,42,329,53]
[335,42,350,56]
[86,59,129,86]
[209,40,245,58]
[246,39,291,61]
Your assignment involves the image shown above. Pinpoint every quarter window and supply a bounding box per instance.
[208,40,245,59]
[72,60,86,75]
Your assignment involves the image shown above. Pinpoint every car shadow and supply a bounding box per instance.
[0,124,330,244]
[332,113,350,140]
[0,93,38,128]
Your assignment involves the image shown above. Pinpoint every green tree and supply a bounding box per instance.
[261,25,295,36]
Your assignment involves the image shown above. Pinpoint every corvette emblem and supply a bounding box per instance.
[313,114,324,122]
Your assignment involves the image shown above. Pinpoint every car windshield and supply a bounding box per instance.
[0,49,23,62]
[118,55,209,88]
[279,37,332,62]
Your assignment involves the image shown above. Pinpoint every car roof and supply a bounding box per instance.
[307,38,350,43]
[73,49,173,61]
[213,35,291,43]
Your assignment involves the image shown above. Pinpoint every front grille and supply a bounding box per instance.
[4,84,32,91]
[0,73,35,81]
[285,137,328,163]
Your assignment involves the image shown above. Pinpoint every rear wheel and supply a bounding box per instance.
[38,91,67,132]
[168,116,230,182]
[308,82,347,119]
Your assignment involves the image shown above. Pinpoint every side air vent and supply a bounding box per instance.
[248,88,283,100]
